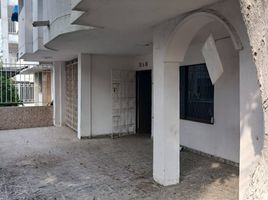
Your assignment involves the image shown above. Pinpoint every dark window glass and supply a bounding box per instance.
[180,64,214,124]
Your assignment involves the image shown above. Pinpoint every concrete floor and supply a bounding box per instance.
[0,127,239,200]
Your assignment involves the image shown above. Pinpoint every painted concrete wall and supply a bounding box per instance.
[152,0,264,196]
[18,0,33,58]
[239,0,268,199]
[0,106,53,130]
[91,54,152,137]
[208,1,264,199]
[53,61,66,127]
[77,53,91,138]
[92,55,135,136]
[180,37,240,163]
[42,0,88,45]
[32,0,45,52]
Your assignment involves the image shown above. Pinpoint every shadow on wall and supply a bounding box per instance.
[240,89,265,157]
[239,85,265,199]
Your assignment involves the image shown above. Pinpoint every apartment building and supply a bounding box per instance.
[13,0,268,199]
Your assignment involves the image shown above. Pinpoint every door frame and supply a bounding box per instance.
[136,70,152,135]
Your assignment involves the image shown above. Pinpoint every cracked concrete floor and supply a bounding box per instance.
[0,127,238,200]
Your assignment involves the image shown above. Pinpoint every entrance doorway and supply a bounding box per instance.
[136,70,152,135]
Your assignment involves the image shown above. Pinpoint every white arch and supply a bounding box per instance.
[164,9,243,63]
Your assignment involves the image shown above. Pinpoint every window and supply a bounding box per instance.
[180,63,214,124]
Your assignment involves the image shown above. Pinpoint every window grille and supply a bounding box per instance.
[8,19,17,34]
[180,63,214,124]
[65,59,78,131]
[112,69,136,136]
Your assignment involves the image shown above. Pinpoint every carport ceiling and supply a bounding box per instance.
[73,0,221,30]
[46,0,221,57]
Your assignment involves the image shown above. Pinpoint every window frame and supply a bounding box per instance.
[180,63,215,125]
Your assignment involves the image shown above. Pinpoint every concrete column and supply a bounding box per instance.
[153,62,180,186]
[239,47,265,199]
[53,61,66,127]
[77,53,92,139]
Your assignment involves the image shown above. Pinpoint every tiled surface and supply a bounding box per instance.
[0,127,238,200]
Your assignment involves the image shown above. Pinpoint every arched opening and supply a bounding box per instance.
[164,10,243,63]
[153,10,243,195]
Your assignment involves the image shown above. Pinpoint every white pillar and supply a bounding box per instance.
[77,53,92,139]
[53,61,66,127]
[153,62,180,186]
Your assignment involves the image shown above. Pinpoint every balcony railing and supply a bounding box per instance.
[8,19,18,34]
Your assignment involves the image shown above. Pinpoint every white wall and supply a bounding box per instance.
[208,1,264,199]
[42,0,88,45]
[152,0,264,198]
[91,54,152,137]
[32,0,45,52]
[18,0,33,58]
[77,53,92,138]
[1,0,10,63]
[180,34,240,163]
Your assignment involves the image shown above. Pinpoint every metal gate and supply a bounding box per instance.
[112,69,136,136]
[65,59,78,131]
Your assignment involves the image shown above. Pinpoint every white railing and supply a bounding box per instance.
[0,63,52,107]
[8,19,18,34]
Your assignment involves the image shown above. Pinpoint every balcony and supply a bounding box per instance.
[8,19,18,34]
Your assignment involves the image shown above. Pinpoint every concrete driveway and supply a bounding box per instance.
[0,127,238,200]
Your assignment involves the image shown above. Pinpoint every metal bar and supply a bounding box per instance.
[0,69,2,103]
[15,69,17,103]
[10,70,12,103]
[21,75,23,105]
[0,63,53,106]
[5,70,7,103]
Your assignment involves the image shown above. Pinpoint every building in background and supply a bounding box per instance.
[0,0,52,106]
[0,0,18,64]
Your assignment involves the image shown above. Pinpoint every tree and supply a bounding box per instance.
[0,60,20,106]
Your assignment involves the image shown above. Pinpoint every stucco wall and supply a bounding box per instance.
[0,106,53,130]
[239,0,268,199]
[18,0,33,58]
[91,54,152,137]
[42,0,88,45]
[153,0,264,198]
[180,25,240,163]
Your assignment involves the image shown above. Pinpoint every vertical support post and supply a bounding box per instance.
[77,53,92,139]
[153,61,180,186]
[53,61,66,127]
[239,47,265,199]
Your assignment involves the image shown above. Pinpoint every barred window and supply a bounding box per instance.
[180,63,214,124]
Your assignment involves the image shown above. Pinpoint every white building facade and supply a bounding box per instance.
[17,0,268,199]
[1,0,19,64]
